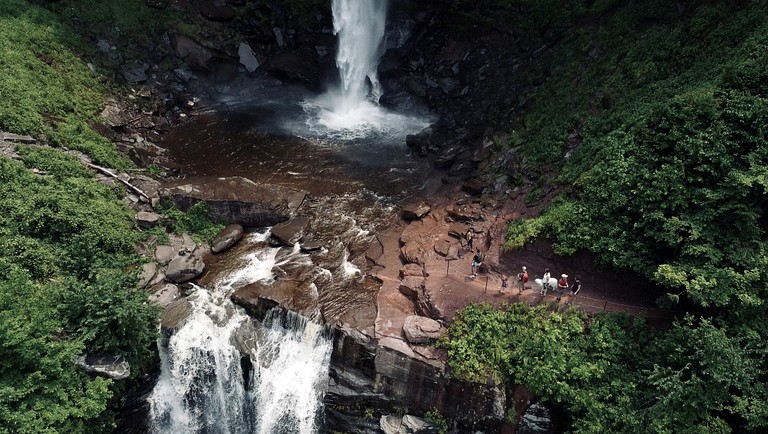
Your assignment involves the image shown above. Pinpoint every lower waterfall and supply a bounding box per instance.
[148,235,333,433]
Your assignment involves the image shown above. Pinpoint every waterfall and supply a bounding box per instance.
[252,309,333,434]
[332,0,387,111]
[299,0,429,140]
[148,234,333,434]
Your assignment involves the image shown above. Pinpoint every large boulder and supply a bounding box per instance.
[159,176,307,227]
[270,216,310,246]
[171,34,215,70]
[74,354,130,380]
[211,224,244,253]
[165,251,205,283]
[403,315,443,344]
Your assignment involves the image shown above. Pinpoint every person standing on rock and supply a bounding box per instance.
[471,248,483,277]
[517,266,528,293]
[465,227,474,252]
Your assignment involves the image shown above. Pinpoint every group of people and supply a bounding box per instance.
[462,227,582,300]
[524,267,581,298]
[502,266,582,300]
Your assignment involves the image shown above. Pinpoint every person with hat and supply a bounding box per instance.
[517,266,529,293]
[556,274,569,301]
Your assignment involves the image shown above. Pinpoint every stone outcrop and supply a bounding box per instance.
[165,250,205,283]
[326,325,506,433]
[159,176,306,227]
[270,216,309,246]
[75,354,131,381]
[402,315,443,344]
[210,223,244,253]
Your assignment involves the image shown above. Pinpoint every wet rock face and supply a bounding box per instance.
[74,354,131,381]
[326,326,506,433]
[210,223,244,253]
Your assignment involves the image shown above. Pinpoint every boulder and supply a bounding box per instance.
[270,216,310,246]
[380,415,402,434]
[159,176,307,227]
[171,34,214,70]
[400,242,426,265]
[138,262,157,289]
[238,42,260,72]
[148,283,180,307]
[136,211,159,228]
[74,354,130,380]
[155,245,176,264]
[121,64,149,83]
[211,223,244,253]
[160,298,193,332]
[403,315,443,344]
[165,251,205,283]
[434,239,450,257]
[401,203,431,220]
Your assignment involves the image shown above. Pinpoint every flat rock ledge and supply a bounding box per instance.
[159,176,307,227]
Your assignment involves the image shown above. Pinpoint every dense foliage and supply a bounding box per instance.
[464,1,768,432]
[503,1,768,310]
[0,1,172,432]
[443,303,768,432]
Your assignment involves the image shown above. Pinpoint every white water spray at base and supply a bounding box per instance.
[332,0,387,111]
[300,0,430,140]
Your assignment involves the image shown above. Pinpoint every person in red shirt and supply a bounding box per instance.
[517,266,529,293]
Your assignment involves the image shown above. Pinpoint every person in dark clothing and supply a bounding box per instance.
[471,248,483,277]
[570,276,582,295]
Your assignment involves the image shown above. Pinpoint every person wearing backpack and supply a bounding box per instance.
[517,266,529,293]
[471,248,483,277]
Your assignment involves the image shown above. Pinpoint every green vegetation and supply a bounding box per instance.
[504,1,768,310]
[0,0,178,432]
[442,1,768,432]
[443,303,768,432]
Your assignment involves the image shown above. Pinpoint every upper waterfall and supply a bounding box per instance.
[299,0,429,140]
[332,0,387,111]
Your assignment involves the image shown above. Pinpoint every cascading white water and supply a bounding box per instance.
[252,309,333,434]
[148,232,333,434]
[332,0,387,111]
[300,0,430,140]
